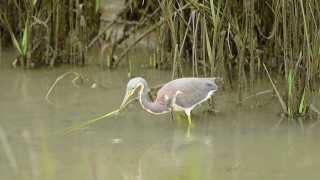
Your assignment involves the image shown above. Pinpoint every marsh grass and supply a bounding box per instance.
[113,0,320,120]
[0,0,319,119]
[0,0,100,67]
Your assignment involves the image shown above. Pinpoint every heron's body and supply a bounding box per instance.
[121,77,219,125]
[155,78,217,110]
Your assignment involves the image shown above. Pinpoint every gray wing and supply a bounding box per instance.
[159,78,218,108]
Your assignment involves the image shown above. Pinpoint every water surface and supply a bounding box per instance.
[0,50,320,180]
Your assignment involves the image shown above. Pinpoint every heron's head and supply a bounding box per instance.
[120,77,148,109]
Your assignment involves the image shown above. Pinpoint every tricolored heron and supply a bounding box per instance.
[120,77,219,125]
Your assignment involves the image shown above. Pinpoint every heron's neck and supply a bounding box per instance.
[138,84,169,114]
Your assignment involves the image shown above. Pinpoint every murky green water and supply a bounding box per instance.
[0,49,320,180]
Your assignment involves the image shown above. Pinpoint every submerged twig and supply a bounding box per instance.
[45,71,82,104]
[243,89,273,101]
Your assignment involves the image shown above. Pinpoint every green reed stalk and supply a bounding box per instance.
[96,0,101,13]
[299,88,306,114]
[287,70,294,117]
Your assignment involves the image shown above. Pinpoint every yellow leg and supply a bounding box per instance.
[185,111,193,138]
[186,124,191,138]
[185,110,193,126]
[187,114,192,126]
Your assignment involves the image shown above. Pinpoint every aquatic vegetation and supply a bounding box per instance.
[0,0,100,67]
[110,0,320,120]
[64,109,121,134]
[0,0,319,120]
[63,97,138,135]
[95,0,101,13]
[0,4,31,67]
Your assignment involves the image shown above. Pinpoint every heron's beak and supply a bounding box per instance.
[120,90,134,109]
